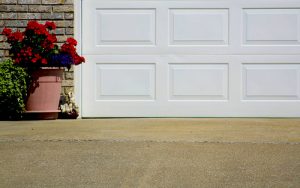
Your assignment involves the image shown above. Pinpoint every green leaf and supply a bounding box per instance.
[0,59,28,119]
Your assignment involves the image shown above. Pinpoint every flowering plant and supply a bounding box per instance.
[2,20,85,70]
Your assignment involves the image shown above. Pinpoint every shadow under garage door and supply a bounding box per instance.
[80,0,300,117]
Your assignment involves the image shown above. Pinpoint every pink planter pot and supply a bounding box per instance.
[25,68,63,120]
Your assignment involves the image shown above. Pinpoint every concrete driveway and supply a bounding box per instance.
[0,118,299,188]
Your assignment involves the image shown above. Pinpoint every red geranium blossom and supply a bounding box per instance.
[26,20,47,35]
[2,20,85,69]
[2,28,12,36]
[66,37,77,46]
[41,58,48,65]
[8,31,24,42]
[45,21,56,30]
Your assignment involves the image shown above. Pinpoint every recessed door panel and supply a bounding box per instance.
[243,9,300,45]
[96,9,156,45]
[169,64,228,100]
[96,64,156,100]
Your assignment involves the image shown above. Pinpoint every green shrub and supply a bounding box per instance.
[0,59,29,119]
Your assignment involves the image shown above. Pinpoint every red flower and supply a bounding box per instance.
[31,58,38,63]
[15,58,20,64]
[35,54,41,59]
[47,34,57,43]
[26,47,32,56]
[36,25,47,35]
[27,20,47,35]
[2,20,85,68]
[2,28,12,36]
[61,43,75,53]
[12,31,24,41]
[7,30,24,42]
[41,58,48,65]
[45,21,56,30]
[31,54,41,63]
[66,37,77,46]
[26,20,40,31]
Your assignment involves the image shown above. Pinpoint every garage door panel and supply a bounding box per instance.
[169,64,228,100]
[243,9,300,45]
[82,0,162,54]
[243,64,300,100]
[169,9,229,45]
[96,9,156,45]
[95,64,156,100]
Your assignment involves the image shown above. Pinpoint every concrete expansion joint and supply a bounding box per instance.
[0,138,299,145]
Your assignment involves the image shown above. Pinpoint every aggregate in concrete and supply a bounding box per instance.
[1,141,299,188]
[0,118,299,188]
[0,118,299,143]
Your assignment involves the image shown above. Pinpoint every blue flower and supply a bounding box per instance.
[49,54,73,69]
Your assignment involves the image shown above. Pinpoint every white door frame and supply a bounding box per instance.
[74,0,83,118]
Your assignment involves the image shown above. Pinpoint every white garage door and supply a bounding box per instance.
[81,0,300,117]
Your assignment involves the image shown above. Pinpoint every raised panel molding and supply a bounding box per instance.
[169,64,228,100]
[96,64,156,100]
[169,9,229,45]
[243,64,300,100]
[243,9,300,45]
[96,9,156,45]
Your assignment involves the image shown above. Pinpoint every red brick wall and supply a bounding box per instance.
[0,0,74,94]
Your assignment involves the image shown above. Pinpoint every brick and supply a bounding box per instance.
[4,50,9,56]
[0,13,18,19]
[28,5,52,12]
[64,13,73,19]
[64,0,73,4]
[56,35,68,42]
[64,72,73,80]
[0,41,5,50]
[0,57,10,62]
[62,79,73,87]
[63,86,74,95]
[0,49,9,56]
[0,50,5,56]
[54,28,64,34]
[18,0,41,4]
[0,0,18,4]
[55,20,73,28]
[41,12,64,19]
[68,65,74,71]
[19,28,26,32]
[4,20,28,27]
[0,5,28,12]
[42,0,63,4]
[65,28,73,35]
[53,5,73,12]
[6,28,22,32]
[0,27,25,34]
[0,42,11,50]
[36,20,46,25]
[18,13,41,19]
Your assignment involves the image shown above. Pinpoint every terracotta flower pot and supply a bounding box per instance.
[25,68,63,120]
